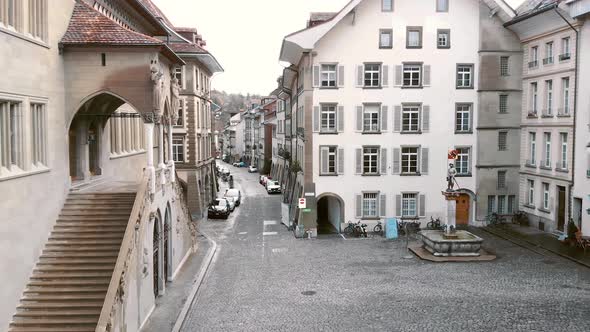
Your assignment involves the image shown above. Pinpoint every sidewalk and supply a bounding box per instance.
[141,230,213,332]
[483,223,590,268]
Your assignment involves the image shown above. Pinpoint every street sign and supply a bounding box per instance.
[298,198,306,209]
[302,208,311,213]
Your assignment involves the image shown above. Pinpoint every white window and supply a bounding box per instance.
[174,67,183,87]
[320,64,336,88]
[499,95,508,113]
[531,82,538,114]
[437,29,450,48]
[456,65,473,88]
[363,104,380,133]
[0,99,24,170]
[382,0,393,12]
[320,146,337,175]
[543,132,551,168]
[402,105,420,133]
[498,195,506,214]
[379,29,392,48]
[363,192,378,217]
[497,170,506,189]
[455,147,470,175]
[30,103,46,166]
[406,27,422,48]
[403,64,421,87]
[562,77,570,115]
[559,133,568,169]
[176,99,184,126]
[500,56,510,76]
[527,179,535,206]
[544,42,553,64]
[455,104,471,133]
[529,132,536,165]
[508,195,516,214]
[545,80,553,115]
[529,46,538,68]
[172,136,185,162]
[363,147,379,175]
[401,147,419,174]
[561,37,570,59]
[542,182,550,210]
[498,131,508,151]
[436,0,449,12]
[364,64,381,87]
[487,196,496,214]
[402,193,417,217]
[320,104,336,133]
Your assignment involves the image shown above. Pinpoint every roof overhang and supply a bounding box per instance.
[505,6,574,40]
[177,52,224,73]
[481,0,517,22]
[129,0,169,36]
[59,43,184,65]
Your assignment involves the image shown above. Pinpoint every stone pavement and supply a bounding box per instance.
[175,163,590,332]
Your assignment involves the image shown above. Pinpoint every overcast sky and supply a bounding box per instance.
[153,0,526,95]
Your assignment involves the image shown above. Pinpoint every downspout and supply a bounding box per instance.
[554,8,578,224]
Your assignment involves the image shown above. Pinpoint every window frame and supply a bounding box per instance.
[497,170,507,189]
[381,0,393,12]
[362,146,380,175]
[562,77,570,115]
[320,63,337,88]
[559,132,568,170]
[454,103,472,134]
[320,103,337,133]
[363,63,382,88]
[454,146,471,176]
[401,104,421,133]
[437,29,450,49]
[499,94,508,114]
[498,131,508,151]
[531,82,538,115]
[542,182,550,210]
[543,132,551,168]
[362,192,379,218]
[30,102,47,167]
[362,103,381,133]
[529,132,537,166]
[320,145,338,175]
[401,146,420,175]
[402,63,422,88]
[406,26,423,49]
[436,0,449,13]
[500,56,510,76]
[456,64,474,89]
[379,29,393,49]
[527,179,535,207]
[402,192,418,218]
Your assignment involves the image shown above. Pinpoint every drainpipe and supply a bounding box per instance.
[554,8,579,224]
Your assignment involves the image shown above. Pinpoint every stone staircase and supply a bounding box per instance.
[8,191,136,332]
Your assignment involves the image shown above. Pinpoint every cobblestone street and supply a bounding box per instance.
[178,164,590,332]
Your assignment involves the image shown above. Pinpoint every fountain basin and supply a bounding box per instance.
[419,230,483,257]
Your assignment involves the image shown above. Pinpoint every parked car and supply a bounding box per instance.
[219,167,230,176]
[208,198,231,219]
[248,165,258,173]
[225,197,236,211]
[266,180,281,194]
[224,188,241,206]
[260,175,272,186]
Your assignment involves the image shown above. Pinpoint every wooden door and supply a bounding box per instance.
[557,186,566,231]
[456,194,470,225]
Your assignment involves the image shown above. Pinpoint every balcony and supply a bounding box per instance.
[559,53,571,61]
[557,108,571,117]
[556,160,568,171]
[528,60,538,69]
[525,159,537,168]
[527,110,538,118]
[542,57,554,65]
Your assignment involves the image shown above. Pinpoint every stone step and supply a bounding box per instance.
[45,239,123,245]
[51,227,126,233]
[27,280,110,287]
[59,210,131,216]
[21,294,107,301]
[8,326,96,332]
[42,247,120,254]
[13,309,100,317]
[65,199,135,205]
[49,233,124,240]
[54,221,127,227]
[34,265,114,272]
[57,216,130,221]
[67,194,135,200]
[18,301,104,309]
[10,316,99,325]
[24,286,107,294]
[40,252,119,258]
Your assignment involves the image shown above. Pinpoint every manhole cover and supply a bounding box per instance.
[301,290,316,296]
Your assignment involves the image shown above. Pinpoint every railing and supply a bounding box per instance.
[96,170,151,332]
[528,60,538,68]
[559,53,571,61]
[556,160,568,170]
[542,57,553,65]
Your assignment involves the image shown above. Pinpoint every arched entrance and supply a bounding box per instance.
[316,193,345,234]
[164,204,172,282]
[153,213,162,297]
[455,189,475,225]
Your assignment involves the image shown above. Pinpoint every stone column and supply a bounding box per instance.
[167,121,175,183]
[145,122,156,194]
[445,196,457,234]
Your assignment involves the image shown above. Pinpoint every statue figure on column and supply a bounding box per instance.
[170,76,181,125]
[150,57,164,123]
[446,163,457,191]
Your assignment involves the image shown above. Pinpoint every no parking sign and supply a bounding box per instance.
[298,198,306,209]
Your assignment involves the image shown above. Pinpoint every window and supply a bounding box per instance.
[379,29,393,49]
[402,105,420,133]
[542,183,550,210]
[529,132,536,165]
[437,29,450,48]
[543,133,551,168]
[176,99,184,126]
[530,82,538,114]
[562,77,570,115]
[320,64,337,87]
[28,0,47,40]
[406,26,422,48]
[455,104,471,133]
[403,64,421,87]
[499,95,508,113]
[0,0,20,30]
[436,0,449,12]
[30,103,46,166]
[559,133,568,169]
[364,63,381,87]
[561,37,570,60]
[401,147,419,174]
[455,147,470,175]
[0,99,24,170]
[545,80,553,115]
[498,131,507,151]
[320,104,336,132]
[363,147,379,174]
[402,193,418,217]
[363,193,378,217]
[527,179,535,206]
[500,56,510,76]
[174,67,183,87]
[508,195,516,214]
[363,104,380,133]
[487,196,496,214]
[456,64,473,88]
[529,46,538,68]
[498,195,506,214]
[544,42,553,64]
[497,170,506,189]
[172,136,185,162]
[320,146,337,175]
[382,0,393,12]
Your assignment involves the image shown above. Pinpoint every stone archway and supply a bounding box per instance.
[152,211,163,297]
[164,203,172,282]
[316,193,345,234]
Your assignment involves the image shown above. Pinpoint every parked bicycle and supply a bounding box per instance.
[426,216,443,230]
[486,212,506,226]
[344,220,368,238]
[373,220,383,236]
[398,219,420,235]
[512,210,529,226]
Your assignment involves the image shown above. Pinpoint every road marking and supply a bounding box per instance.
[238,232,247,235]
[272,248,287,253]
[263,220,277,226]
[263,231,277,236]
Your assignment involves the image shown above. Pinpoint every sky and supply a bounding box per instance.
[153,0,526,96]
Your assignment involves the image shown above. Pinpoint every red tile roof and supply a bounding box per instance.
[138,0,175,28]
[60,1,163,46]
[168,42,207,54]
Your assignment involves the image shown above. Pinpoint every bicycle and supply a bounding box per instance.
[486,212,506,226]
[373,220,383,236]
[343,221,356,234]
[426,216,443,230]
[512,210,529,226]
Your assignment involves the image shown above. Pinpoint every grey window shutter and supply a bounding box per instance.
[356,65,363,87]
[421,147,429,174]
[338,148,344,174]
[419,194,426,217]
[356,106,363,132]
[422,105,430,132]
[313,65,320,87]
[393,105,401,132]
[380,148,387,175]
[393,147,400,174]
[338,65,345,87]
[321,147,328,174]
[381,105,388,132]
[356,194,362,218]
[337,106,344,132]
[423,65,431,86]
[355,148,362,174]
[382,65,389,87]
[395,194,402,217]
[395,65,402,86]
[380,194,387,217]
[313,106,320,132]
